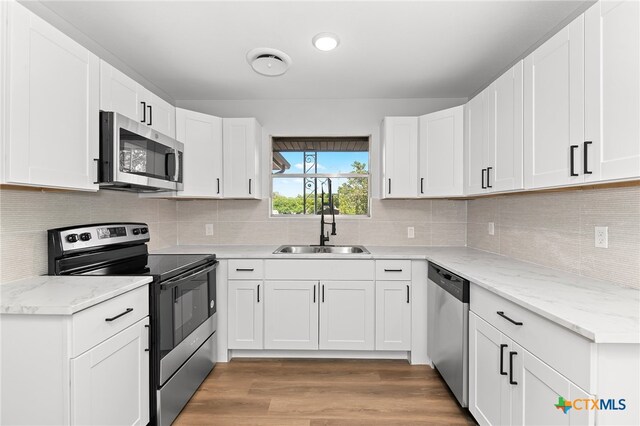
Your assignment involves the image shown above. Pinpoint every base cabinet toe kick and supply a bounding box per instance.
[222,259,429,364]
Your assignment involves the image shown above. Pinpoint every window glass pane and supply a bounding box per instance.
[275,152,368,175]
[272,177,369,216]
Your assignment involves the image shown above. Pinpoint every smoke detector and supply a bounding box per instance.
[247,48,292,76]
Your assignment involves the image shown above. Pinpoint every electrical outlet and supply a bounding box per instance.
[205,224,214,236]
[407,226,415,239]
[488,222,495,236]
[595,226,608,248]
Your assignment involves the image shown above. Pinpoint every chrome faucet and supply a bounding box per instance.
[319,178,337,246]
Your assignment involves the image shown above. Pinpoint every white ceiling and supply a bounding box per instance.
[39,0,591,101]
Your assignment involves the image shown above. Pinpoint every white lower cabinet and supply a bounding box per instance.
[470,312,595,426]
[71,318,150,426]
[264,281,318,350]
[319,281,375,351]
[375,281,411,350]
[228,280,264,349]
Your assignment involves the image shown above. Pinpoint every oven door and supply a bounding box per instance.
[157,260,217,385]
[100,111,184,191]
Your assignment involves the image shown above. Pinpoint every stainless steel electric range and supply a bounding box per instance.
[48,223,217,426]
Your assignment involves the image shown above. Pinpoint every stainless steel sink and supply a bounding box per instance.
[273,245,370,254]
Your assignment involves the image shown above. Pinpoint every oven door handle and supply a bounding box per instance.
[160,261,217,290]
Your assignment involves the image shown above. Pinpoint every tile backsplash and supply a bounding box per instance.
[0,188,177,283]
[175,198,468,247]
[467,185,640,289]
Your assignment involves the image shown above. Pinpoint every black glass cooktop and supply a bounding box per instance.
[79,253,216,281]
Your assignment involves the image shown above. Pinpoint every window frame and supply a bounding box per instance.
[269,138,372,219]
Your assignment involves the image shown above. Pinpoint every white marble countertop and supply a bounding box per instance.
[154,244,640,344]
[0,275,152,315]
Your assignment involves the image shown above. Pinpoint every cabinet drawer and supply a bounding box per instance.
[470,284,594,392]
[72,285,149,357]
[264,260,374,281]
[228,260,264,279]
[375,260,411,280]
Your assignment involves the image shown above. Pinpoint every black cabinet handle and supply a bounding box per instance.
[406,285,410,303]
[141,102,146,123]
[147,105,153,126]
[497,311,523,326]
[257,284,260,303]
[322,284,325,303]
[481,168,487,189]
[236,268,254,272]
[217,178,220,194]
[313,284,317,303]
[388,178,391,194]
[420,177,424,194]
[105,308,133,322]
[584,141,592,174]
[509,351,518,385]
[487,167,493,188]
[499,344,508,375]
[570,145,579,176]
[249,179,252,195]
[384,269,403,272]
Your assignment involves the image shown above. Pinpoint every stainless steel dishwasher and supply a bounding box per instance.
[427,262,470,407]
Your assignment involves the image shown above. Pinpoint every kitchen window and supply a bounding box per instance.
[271,136,370,217]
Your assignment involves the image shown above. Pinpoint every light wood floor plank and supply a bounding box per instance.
[174,359,476,425]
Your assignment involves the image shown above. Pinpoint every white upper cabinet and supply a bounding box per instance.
[381,117,419,198]
[100,60,175,138]
[418,105,464,197]
[223,118,262,199]
[584,0,640,182]
[487,61,524,192]
[3,1,99,191]
[174,108,223,198]
[464,89,490,195]
[524,16,585,189]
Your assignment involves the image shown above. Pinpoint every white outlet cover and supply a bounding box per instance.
[488,222,495,236]
[407,226,415,239]
[205,224,214,236]
[595,226,608,248]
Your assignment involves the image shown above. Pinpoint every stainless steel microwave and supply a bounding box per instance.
[99,111,184,192]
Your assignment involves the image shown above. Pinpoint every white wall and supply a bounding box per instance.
[175,98,466,198]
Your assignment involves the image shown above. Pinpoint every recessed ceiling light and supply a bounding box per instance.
[246,48,292,77]
[313,33,340,51]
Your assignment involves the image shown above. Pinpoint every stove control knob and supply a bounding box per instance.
[80,232,92,242]
[140,227,148,234]
[66,234,79,243]
[132,228,141,235]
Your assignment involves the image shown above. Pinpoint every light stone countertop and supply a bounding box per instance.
[0,275,152,315]
[153,244,640,344]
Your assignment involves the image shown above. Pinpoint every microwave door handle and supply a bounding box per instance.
[173,149,180,182]
[165,152,178,181]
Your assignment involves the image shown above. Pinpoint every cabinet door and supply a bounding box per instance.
[585,0,640,182]
[175,108,223,197]
[418,106,464,197]
[382,117,418,198]
[223,118,261,199]
[488,61,524,192]
[375,281,411,350]
[100,60,144,123]
[149,92,176,139]
[524,16,585,189]
[71,318,150,426]
[319,281,374,350]
[465,90,489,195]
[511,344,594,426]
[469,312,511,426]
[6,2,99,191]
[264,281,319,350]
[228,280,263,349]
